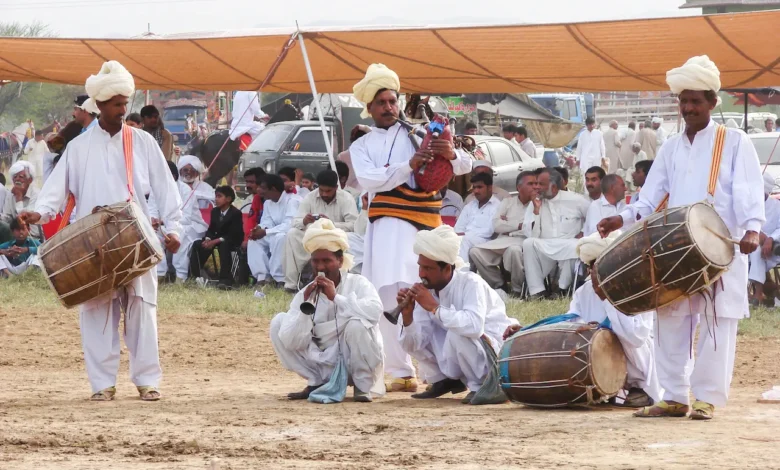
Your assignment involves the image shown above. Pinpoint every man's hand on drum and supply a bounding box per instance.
[164,233,181,254]
[428,139,456,161]
[18,211,41,225]
[740,230,760,255]
[503,324,521,340]
[597,215,624,238]
[409,151,433,170]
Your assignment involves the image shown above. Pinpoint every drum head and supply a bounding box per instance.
[688,203,734,267]
[128,202,164,257]
[589,329,627,396]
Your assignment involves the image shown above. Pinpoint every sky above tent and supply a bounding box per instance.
[4,0,697,38]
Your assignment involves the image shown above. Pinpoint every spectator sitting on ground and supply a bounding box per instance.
[178,155,215,210]
[189,186,244,290]
[300,173,316,192]
[454,172,501,262]
[278,166,309,198]
[0,218,40,278]
[465,161,509,204]
[1,162,41,240]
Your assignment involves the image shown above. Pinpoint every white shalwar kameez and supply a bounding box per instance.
[618,120,765,407]
[247,191,300,283]
[347,210,369,274]
[270,271,385,397]
[522,190,590,295]
[441,189,464,218]
[23,139,48,190]
[399,270,517,391]
[229,91,267,141]
[582,195,625,237]
[603,128,621,174]
[453,195,500,262]
[35,124,183,393]
[748,196,780,284]
[470,197,530,292]
[153,180,208,280]
[186,179,215,210]
[576,129,606,172]
[567,280,661,402]
[350,122,472,378]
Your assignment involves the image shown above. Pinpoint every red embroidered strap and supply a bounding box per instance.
[122,124,134,201]
[57,194,76,231]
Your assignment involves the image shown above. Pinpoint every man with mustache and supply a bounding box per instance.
[349,64,472,393]
[598,56,764,420]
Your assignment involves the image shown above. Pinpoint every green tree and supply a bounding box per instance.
[0,21,77,130]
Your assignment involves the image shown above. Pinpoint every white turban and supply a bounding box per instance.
[577,230,623,265]
[78,98,101,115]
[353,64,400,119]
[764,172,776,195]
[666,55,722,106]
[651,117,663,125]
[302,218,354,271]
[177,154,204,173]
[9,161,34,179]
[413,225,465,269]
[85,60,135,103]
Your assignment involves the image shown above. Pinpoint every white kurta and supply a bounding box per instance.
[522,190,589,295]
[453,195,501,261]
[618,119,764,408]
[154,180,208,280]
[350,122,472,378]
[583,195,626,237]
[576,129,606,171]
[247,191,300,283]
[603,128,621,174]
[748,196,780,283]
[619,128,637,170]
[635,128,658,161]
[619,120,765,320]
[1,186,41,239]
[185,179,215,210]
[518,138,536,159]
[35,124,183,393]
[23,140,48,189]
[283,189,359,290]
[348,211,369,274]
[399,270,517,391]
[656,126,668,147]
[229,91,267,140]
[470,197,530,292]
[441,189,464,218]
[270,271,385,397]
[567,280,661,402]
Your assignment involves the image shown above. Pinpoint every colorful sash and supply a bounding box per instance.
[368,184,443,230]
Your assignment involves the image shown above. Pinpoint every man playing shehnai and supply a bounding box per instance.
[397,225,517,404]
[270,219,385,402]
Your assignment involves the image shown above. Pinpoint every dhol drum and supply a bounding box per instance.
[595,202,734,316]
[38,202,163,308]
[499,322,627,407]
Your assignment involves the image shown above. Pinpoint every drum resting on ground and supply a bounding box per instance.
[595,202,734,316]
[498,322,627,407]
[38,202,163,308]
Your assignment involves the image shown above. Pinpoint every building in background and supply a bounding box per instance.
[593,92,678,125]
[679,0,780,14]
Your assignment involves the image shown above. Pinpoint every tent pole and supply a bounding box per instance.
[297,31,338,180]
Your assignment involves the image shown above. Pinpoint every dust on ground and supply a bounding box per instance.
[1,306,779,470]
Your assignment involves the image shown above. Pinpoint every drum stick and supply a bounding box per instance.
[157,223,172,243]
[705,227,740,245]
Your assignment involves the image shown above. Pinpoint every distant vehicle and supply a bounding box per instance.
[529,94,588,124]
[235,120,344,197]
[752,132,780,194]
[713,112,778,132]
[164,102,207,147]
[471,136,545,194]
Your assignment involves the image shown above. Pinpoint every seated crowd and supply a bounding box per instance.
[5,152,780,306]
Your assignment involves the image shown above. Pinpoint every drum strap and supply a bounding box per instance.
[653,124,726,213]
[57,125,134,231]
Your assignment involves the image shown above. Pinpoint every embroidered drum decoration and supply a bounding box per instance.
[595,202,734,316]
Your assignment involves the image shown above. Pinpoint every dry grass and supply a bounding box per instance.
[3,269,778,337]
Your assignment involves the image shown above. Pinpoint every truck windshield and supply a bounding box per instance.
[164,108,206,122]
[247,124,294,152]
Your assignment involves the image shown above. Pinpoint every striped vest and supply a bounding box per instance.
[368,184,443,230]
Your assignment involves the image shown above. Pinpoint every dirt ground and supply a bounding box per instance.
[2,306,779,470]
